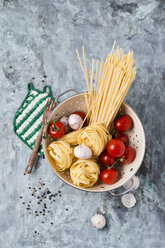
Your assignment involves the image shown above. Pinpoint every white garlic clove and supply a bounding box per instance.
[60,116,69,127]
[74,144,92,159]
[60,116,71,133]
[91,214,106,229]
[69,114,83,130]
[131,176,140,191]
[121,193,136,208]
[123,176,140,191]
[123,179,132,190]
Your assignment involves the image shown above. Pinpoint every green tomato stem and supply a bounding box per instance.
[107,158,120,170]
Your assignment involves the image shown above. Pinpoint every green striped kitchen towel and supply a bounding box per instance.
[13,83,52,156]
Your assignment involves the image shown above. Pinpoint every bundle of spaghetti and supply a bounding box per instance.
[59,130,80,146]
[77,123,112,156]
[70,159,100,188]
[47,140,74,171]
[76,42,136,128]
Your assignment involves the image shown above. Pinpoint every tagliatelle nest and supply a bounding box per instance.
[70,159,100,188]
[47,140,74,171]
[59,130,80,146]
[77,123,112,156]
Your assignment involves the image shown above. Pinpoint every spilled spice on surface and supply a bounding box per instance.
[20,177,64,243]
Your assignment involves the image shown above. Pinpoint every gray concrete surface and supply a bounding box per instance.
[0,0,165,247]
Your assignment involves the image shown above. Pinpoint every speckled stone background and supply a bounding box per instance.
[0,0,165,247]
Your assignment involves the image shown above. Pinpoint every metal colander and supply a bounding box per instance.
[43,90,145,194]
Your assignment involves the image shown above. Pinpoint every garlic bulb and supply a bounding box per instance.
[60,116,69,127]
[74,144,92,159]
[123,176,140,191]
[91,214,106,229]
[131,176,140,191]
[121,193,136,208]
[69,114,83,130]
[60,116,71,133]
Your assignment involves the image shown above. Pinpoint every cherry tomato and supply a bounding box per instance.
[116,133,129,145]
[99,151,115,166]
[114,114,132,132]
[72,111,86,120]
[120,146,135,164]
[107,139,125,158]
[100,168,118,184]
[48,121,65,139]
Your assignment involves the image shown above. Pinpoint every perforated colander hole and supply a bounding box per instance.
[68,107,72,110]
[132,130,134,133]
[70,102,73,105]
[137,140,139,143]
[136,134,138,137]
[100,186,105,188]
[136,147,138,149]
[76,101,79,104]
[55,113,59,116]
[80,101,83,105]
[77,107,80,110]
[62,111,65,115]
[66,171,69,175]
[133,138,135,140]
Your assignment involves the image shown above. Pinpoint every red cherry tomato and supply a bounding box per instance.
[116,133,129,145]
[48,121,65,139]
[72,111,86,120]
[114,114,132,132]
[99,151,115,166]
[100,168,118,184]
[120,146,135,164]
[107,139,125,158]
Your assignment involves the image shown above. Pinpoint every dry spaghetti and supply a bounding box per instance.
[76,42,136,129]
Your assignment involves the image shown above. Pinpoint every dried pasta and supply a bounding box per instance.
[47,140,74,171]
[77,123,112,156]
[48,42,136,189]
[59,130,80,146]
[76,42,136,129]
[70,159,100,188]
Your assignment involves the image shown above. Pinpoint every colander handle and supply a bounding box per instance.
[109,178,134,196]
[55,89,79,104]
